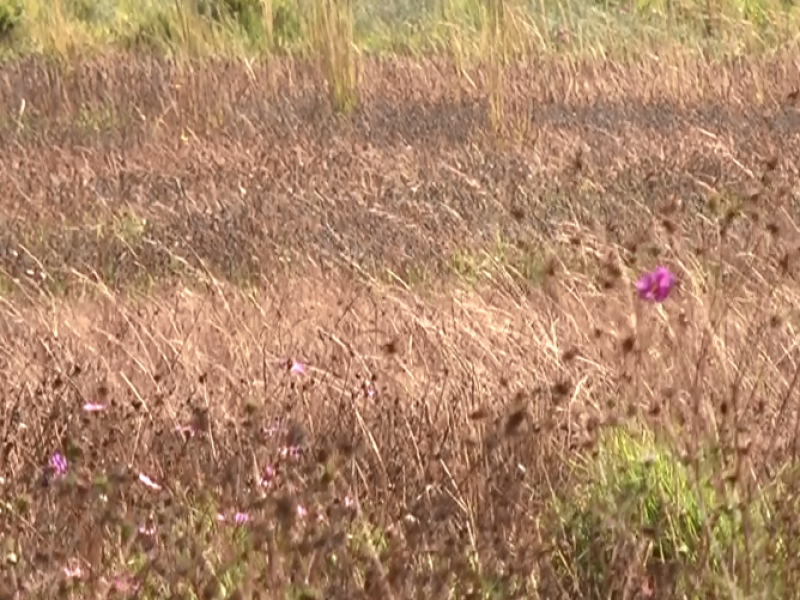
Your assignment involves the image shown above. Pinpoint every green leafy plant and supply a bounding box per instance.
[548,426,766,599]
[0,0,23,42]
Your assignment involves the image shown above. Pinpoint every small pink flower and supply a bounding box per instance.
[259,464,276,487]
[290,360,305,375]
[138,524,156,536]
[217,512,249,525]
[113,576,140,593]
[297,505,307,518]
[83,403,106,412]
[279,446,300,460]
[263,423,281,437]
[63,564,83,579]
[138,473,161,490]
[49,452,68,478]
[175,424,196,438]
[344,496,355,509]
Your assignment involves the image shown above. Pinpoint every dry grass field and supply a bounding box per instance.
[1,1,800,599]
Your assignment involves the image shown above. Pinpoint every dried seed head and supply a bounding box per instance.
[737,438,752,456]
[779,252,791,275]
[550,380,572,401]
[620,334,636,355]
[721,208,739,237]
[724,470,739,485]
[201,578,221,600]
[600,278,615,290]
[765,156,778,172]
[561,346,580,362]
[745,186,762,203]
[96,384,109,402]
[469,407,490,421]
[586,415,600,432]
[504,407,528,437]
[661,218,677,234]
[544,256,558,277]
[275,495,298,527]
[766,221,780,237]
[192,407,210,433]
[605,261,622,279]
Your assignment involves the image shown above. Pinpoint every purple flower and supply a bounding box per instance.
[49,452,67,477]
[635,266,675,303]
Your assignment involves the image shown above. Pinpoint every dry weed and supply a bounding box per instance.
[0,50,799,599]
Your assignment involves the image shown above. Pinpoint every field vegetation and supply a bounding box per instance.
[1,0,800,599]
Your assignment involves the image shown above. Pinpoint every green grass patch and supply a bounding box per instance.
[547,426,783,599]
[0,0,798,63]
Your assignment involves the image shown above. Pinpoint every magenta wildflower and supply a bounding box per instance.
[49,452,67,477]
[290,360,305,375]
[635,266,675,303]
